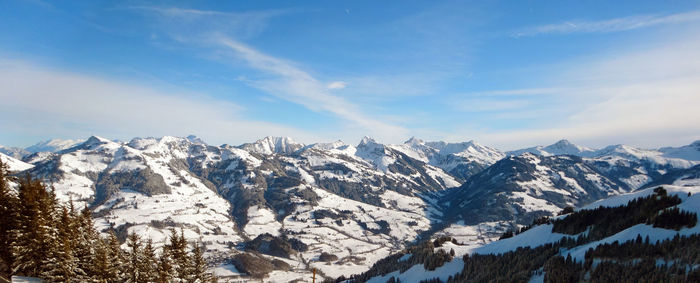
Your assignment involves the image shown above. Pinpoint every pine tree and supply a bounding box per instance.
[11,174,53,277]
[0,160,17,278]
[190,241,210,282]
[156,247,173,283]
[168,228,191,281]
[126,232,142,283]
[141,239,158,282]
[106,231,126,281]
[41,207,77,281]
[73,207,98,279]
[93,237,111,282]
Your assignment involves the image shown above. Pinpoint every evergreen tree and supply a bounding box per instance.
[106,231,126,282]
[156,247,173,283]
[126,232,142,283]
[168,228,191,281]
[141,239,158,282]
[0,160,17,278]
[11,175,53,277]
[92,237,111,282]
[190,241,210,282]
[73,207,98,279]
[41,207,77,282]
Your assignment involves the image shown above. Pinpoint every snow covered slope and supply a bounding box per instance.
[23,135,464,280]
[508,140,700,191]
[659,140,700,161]
[238,136,304,155]
[16,135,700,281]
[25,138,84,153]
[508,139,596,157]
[0,145,29,159]
[388,137,505,182]
[363,177,700,283]
[0,152,34,171]
[442,153,625,226]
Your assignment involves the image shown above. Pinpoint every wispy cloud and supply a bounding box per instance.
[0,59,317,146]
[215,37,409,141]
[514,10,700,37]
[132,6,410,142]
[327,81,347,90]
[129,6,288,40]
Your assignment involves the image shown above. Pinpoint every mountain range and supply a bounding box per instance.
[1,136,699,281]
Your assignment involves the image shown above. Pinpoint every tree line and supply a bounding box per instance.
[0,160,214,282]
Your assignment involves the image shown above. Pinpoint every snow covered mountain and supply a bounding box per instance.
[507,140,700,191]
[9,135,700,281]
[389,137,505,182]
[434,153,626,242]
[25,138,84,153]
[659,140,700,161]
[0,152,34,171]
[238,136,304,155]
[359,174,700,283]
[0,145,29,159]
[17,135,466,280]
[508,139,596,157]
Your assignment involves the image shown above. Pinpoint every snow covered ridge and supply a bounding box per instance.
[361,183,700,282]
[25,138,84,153]
[0,152,33,171]
[508,139,700,166]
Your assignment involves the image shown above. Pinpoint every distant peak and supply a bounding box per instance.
[84,136,111,145]
[359,136,377,146]
[241,136,303,154]
[186,135,205,144]
[307,140,348,151]
[404,136,424,145]
[553,139,573,146]
[26,138,85,153]
[258,136,295,143]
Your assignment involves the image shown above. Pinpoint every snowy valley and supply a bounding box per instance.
[1,136,700,282]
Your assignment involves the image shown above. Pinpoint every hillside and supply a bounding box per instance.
[2,136,700,281]
[355,182,700,282]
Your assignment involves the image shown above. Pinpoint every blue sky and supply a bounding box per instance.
[1,0,700,149]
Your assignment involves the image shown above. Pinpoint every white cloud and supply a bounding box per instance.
[460,35,700,149]
[514,10,700,37]
[0,59,318,146]
[327,81,347,90]
[214,36,409,142]
[130,6,410,142]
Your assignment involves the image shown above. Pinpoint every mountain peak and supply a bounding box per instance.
[404,136,424,146]
[77,136,114,149]
[552,139,573,146]
[359,136,377,146]
[542,139,595,157]
[26,138,84,153]
[86,135,111,144]
[240,136,303,154]
[186,135,205,144]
